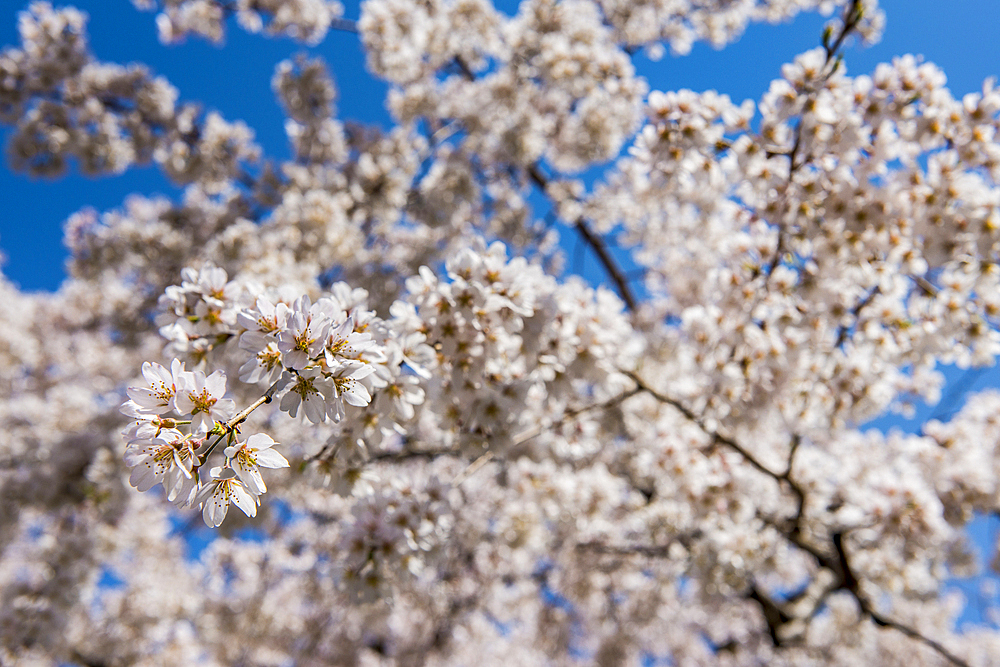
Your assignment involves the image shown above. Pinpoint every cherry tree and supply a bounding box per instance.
[3,0,1000,664]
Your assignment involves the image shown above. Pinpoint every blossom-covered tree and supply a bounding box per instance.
[3,0,1000,664]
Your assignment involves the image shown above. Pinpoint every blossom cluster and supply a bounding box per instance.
[2,2,260,184]
[120,358,290,526]
[132,0,346,45]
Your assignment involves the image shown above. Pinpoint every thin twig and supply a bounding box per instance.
[626,371,782,480]
[511,386,641,447]
[834,285,881,349]
[452,451,494,486]
[830,533,971,667]
[575,531,700,558]
[527,164,638,310]
[330,17,358,33]
[224,377,283,432]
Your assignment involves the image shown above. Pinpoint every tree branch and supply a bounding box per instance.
[834,285,881,349]
[575,531,700,558]
[829,532,971,667]
[526,165,638,311]
[626,371,784,481]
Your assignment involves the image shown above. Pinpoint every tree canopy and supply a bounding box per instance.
[3,1,1000,664]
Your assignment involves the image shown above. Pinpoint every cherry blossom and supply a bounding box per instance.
[196,466,259,527]
[172,368,235,435]
[276,296,332,370]
[123,428,200,505]
[124,359,187,416]
[7,0,1000,665]
[280,367,332,423]
[224,433,289,495]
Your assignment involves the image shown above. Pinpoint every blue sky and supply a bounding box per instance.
[2,0,1000,627]
[1,0,999,292]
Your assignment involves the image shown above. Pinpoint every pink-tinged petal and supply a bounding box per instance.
[190,412,213,436]
[230,452,265,494]
[239,331,271,352]
[246,468,266,495]
[166,473,199,506]
[255,448,289,469]
[238,356,260,383]
[170,359,191,389]
[233,462,259,494]
[173,392,194,415]
[129,465,159,492]
[141,361,171,385]
[328,398,345,423]
[215,398,236,420]
[120,400,144,418]
[237,310,258,332]
[348,364,377,380]
[170,449,194,479]
[282,349,310,371]
[125,388,164,414]
[123,445,154,468]
[125,420,160,441]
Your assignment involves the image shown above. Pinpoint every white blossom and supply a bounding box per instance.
[224,433,289,494]
[172,368,236,434]
[196,466,259,527]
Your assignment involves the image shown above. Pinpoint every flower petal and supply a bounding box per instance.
[255,448,289,469]
[230,482,258,518]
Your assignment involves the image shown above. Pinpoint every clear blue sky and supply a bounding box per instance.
[1,0,1000,626]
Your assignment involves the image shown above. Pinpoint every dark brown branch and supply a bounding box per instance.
[369,448,458,463]
[330,17,359,33]
[511,386,642,448]
[629,372,968,665]
[527,164,638,311]
[776,434,807,534]
[823,0,864,65]
[575,531,700,558]
[421,55,639,311]
[834,285,881,349]
[626,371,783,481]
[749,585,793,647]
[829,533,971,667]
[631,369,810,545]
[865,611,970,667]
[326,387,642,469]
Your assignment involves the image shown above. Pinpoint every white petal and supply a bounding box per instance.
[202,487,229,527]
[343,384,371,407]
[238,356,261,383]
[230,483,258,517]
[280,391,301,418]
[304,394,327,424]
[348,363,377,380]
[129,465,158,492]
[246,433,276,450]
[123,445,154,467]
[205,370,226,397]
[232,455,265,495]
[255,448,289,469]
